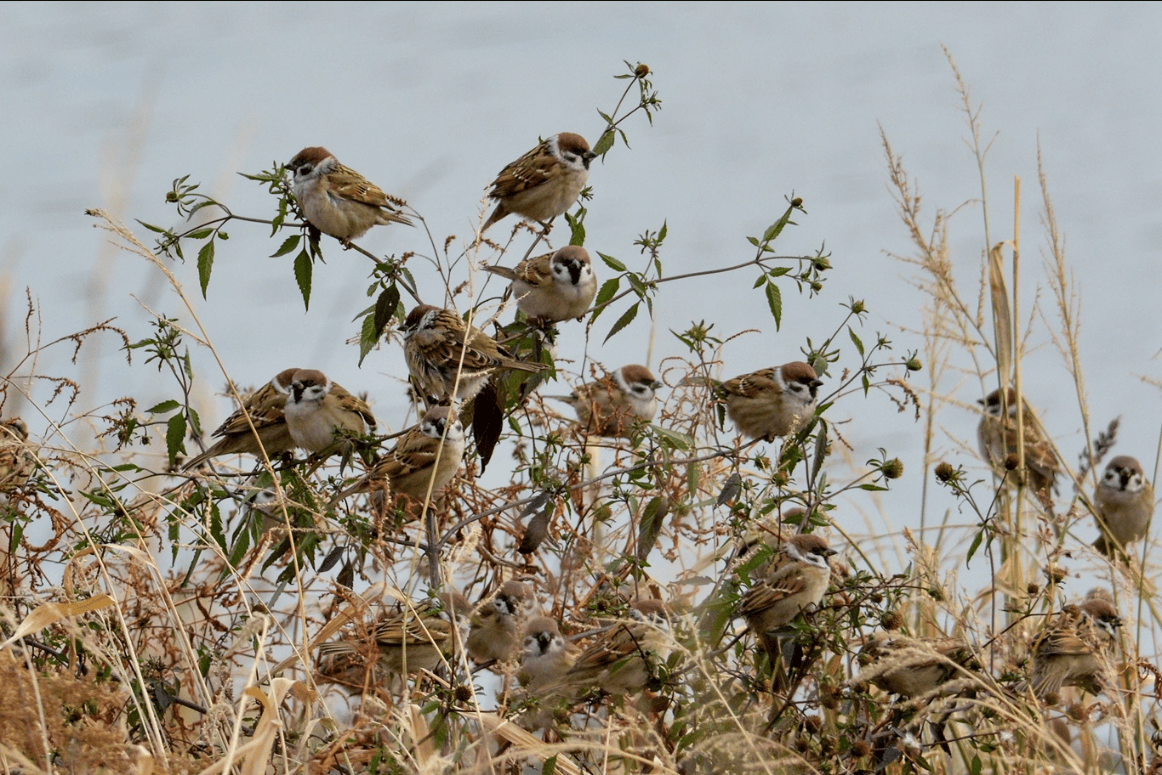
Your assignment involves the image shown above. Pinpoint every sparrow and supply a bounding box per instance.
[720,361,823,442]
[517,616,579,698]
[1024,596,1121,700]
[331,405,464,516]
[0,418,34,492]
[466,580,533,664]
[481,132,595,233]
[548,364,662,438]
[1092,455,1154,557]
[858,634,980,698]
[283,369,377,454]
[183,368,300,469]
[316,602,456,683]
[401,304,547,404]
[287,146,412,245]
[977,387,1059,499]
[483,245,597,325]
[556,599,672,696]
[737,534,835,654]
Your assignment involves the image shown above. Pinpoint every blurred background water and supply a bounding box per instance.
[2,2,1161,602]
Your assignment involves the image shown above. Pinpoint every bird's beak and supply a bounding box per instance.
[810,378,824,388]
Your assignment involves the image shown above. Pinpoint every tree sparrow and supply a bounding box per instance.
[517,616,579,698]
[737,534,835,656]
[283,369,376,454]
[316,603,456,683]
[556,599,672,696]
[858,634,979,698]
[720,361,823,442]
[287,146,412,245]
[1092,455,1154,557]
[467,580,533,664]
[184,368,300,469]
[483,245,597,325]
[332,405,464,516]
[0,418,34,492]
[548,364,662,438]
[481,132,596,233]
[401,304,547,404]
[977,387,1059,500]
[1025,597,1121,700]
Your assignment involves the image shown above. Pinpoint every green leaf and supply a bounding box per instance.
[185,228,214,240]
[657,220,667,241]
[966,528,984,565]
[746,235,760,247]
[565,210,585,246]
[848,327,865,357]
[197,240,215,299]
[373,285,400,339]
[598,252,626,272]
[270,235,301,258]
[294,249,312,310]
[651,425,692,451]
[358,312,378,367]
[752,275,766,289]
[604,302,639,344]
[592,129,615,157]
[762,206,796,243]
[136,220,168,235]
[591,278,620,322]
[166,413,187,465]
[147,399,181,415]
[764,282,782,329]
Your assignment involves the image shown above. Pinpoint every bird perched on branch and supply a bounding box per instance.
[483,245,597,325]
[717,361,823,442]
[0,418,34,492]
[1092,455,1154,558]
[481,132,595,233]
[1022,595,1121,701]
[287,146,412,246]
[316,602,456,685]
[184,367,300,470]
[858,633,980,698]
[977,387,1059,504]
[401,304,547,404]
[467,580,534,664]
[553,599,672,697]
[283,369,376,454]
[548,364,662,438]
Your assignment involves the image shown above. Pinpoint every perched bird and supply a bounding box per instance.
[332,405,464,516]
[0,418,34,492]
[283,369,376,454]
[977,387,1059,500]
[401,304,547,404]
[858,634,980,698]
[737,534,835,656]
[481,132,595,233]
[517,616,579,698]
[1092,455,1155,557]
[1024,597,1121,700]
[556,599,672,696]
[549,364,662,438]
[719,361,822,442]
[316,603,456,684]
[287,146,412,245]
[466,580,533,664]
[483,245,597,325]
[183,367,300,469]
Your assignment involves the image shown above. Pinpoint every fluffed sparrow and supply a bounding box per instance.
[283,369,376,454]
[737,534,834,653]
[184,367,300,469]
[518,616,579,698]
[332,405,464,516]
[720,361,822,442]
[0,418,34,492]
[1092,455,1154,557]
[858,633,979,698]
[316,602,456,683]
[556,599,672,696]
[287,146,412,245]
[977,387,1059,500]
[1025,597,1121,700]
[401,304,547,404]
[548,364,662,438]
[483,245,597,325]
[481,132,595,233]
[467,580,533,664]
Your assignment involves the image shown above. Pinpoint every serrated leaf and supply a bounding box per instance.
[186,228,214,240]
[566,211,585,246]
[657,220,667,241]
[294,249,312,310]
[762,206,795,243]
[603,302,639,344]
[270,235,300,258]
[136,220,168,235]
[373,285,400,339]
[717,473,743,506]
[166,413,186,464]
[746,235,760,247]
[752,275,766,289]
[319,545,345,573]
[848,327,864,357]
[764,282,782,329]
[811,421,828,479]
[966,529,984,565]
[651,424,692,451]
[147,399,181,415]
[358,313,378,367]
[197,240,215,299]
[592,129,615,156]
[591,278,620,322]
[598,252,626,272]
